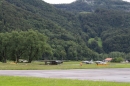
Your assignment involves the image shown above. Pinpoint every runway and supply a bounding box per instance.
[0,68,130,82]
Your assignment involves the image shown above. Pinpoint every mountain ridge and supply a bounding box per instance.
[1,0,130,60]
[54,0,130,12]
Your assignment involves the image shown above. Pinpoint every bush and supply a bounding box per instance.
[111,57,124,63]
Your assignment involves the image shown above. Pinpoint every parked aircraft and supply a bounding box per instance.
[95,61,107,65]
[82,60,94,64]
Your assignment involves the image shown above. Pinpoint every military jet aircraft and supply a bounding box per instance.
[82,60,94,64]
[95,61,107,65]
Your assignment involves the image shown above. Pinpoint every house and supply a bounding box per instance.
[104,58,112,62]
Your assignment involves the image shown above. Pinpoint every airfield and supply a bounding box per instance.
[0,68,130,82]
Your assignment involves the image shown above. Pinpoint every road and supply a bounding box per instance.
[0,68,130,82]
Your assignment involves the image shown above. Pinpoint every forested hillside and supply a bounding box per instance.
[78,9,130,53]
[0,0,130,62]
[0,0,97,62]
[54,0,130,59]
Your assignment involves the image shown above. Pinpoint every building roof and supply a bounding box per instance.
[105,58,112,61]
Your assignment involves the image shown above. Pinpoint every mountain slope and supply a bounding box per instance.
[54,0,130,53]
[0,0,97,60]
[78,9,130,53]
[1,0,130,60]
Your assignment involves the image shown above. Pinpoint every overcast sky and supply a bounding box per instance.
[123,0,130,2]
[43,0,75,4]
[43,0,130,4]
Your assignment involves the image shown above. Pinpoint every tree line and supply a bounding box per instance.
[0,30,52,63]
[0,30,130,63]
[0,30,98,63]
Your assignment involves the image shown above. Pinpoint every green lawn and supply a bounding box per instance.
[0,61,130,70]
[0,76,129,86]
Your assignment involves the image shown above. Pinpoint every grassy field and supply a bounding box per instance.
[0,76,130,86]
[0,61,130,70]
[0,61,130,86]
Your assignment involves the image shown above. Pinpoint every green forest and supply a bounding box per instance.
[0,0,130,62]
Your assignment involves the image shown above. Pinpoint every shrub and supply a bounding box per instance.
[112,57,124,63]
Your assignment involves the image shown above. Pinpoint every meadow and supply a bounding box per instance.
[0,76,130,86]
[0,61,130,70]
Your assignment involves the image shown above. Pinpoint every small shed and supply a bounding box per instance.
[105,58,112,62]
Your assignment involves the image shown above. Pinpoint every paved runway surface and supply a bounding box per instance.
[0,68,130,82]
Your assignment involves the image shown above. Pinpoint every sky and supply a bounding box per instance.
[43,0,130,4]
[43,0,76,4]
[123,0,130,2]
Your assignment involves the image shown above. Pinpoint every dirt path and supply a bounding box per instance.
[0,68,130,82]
